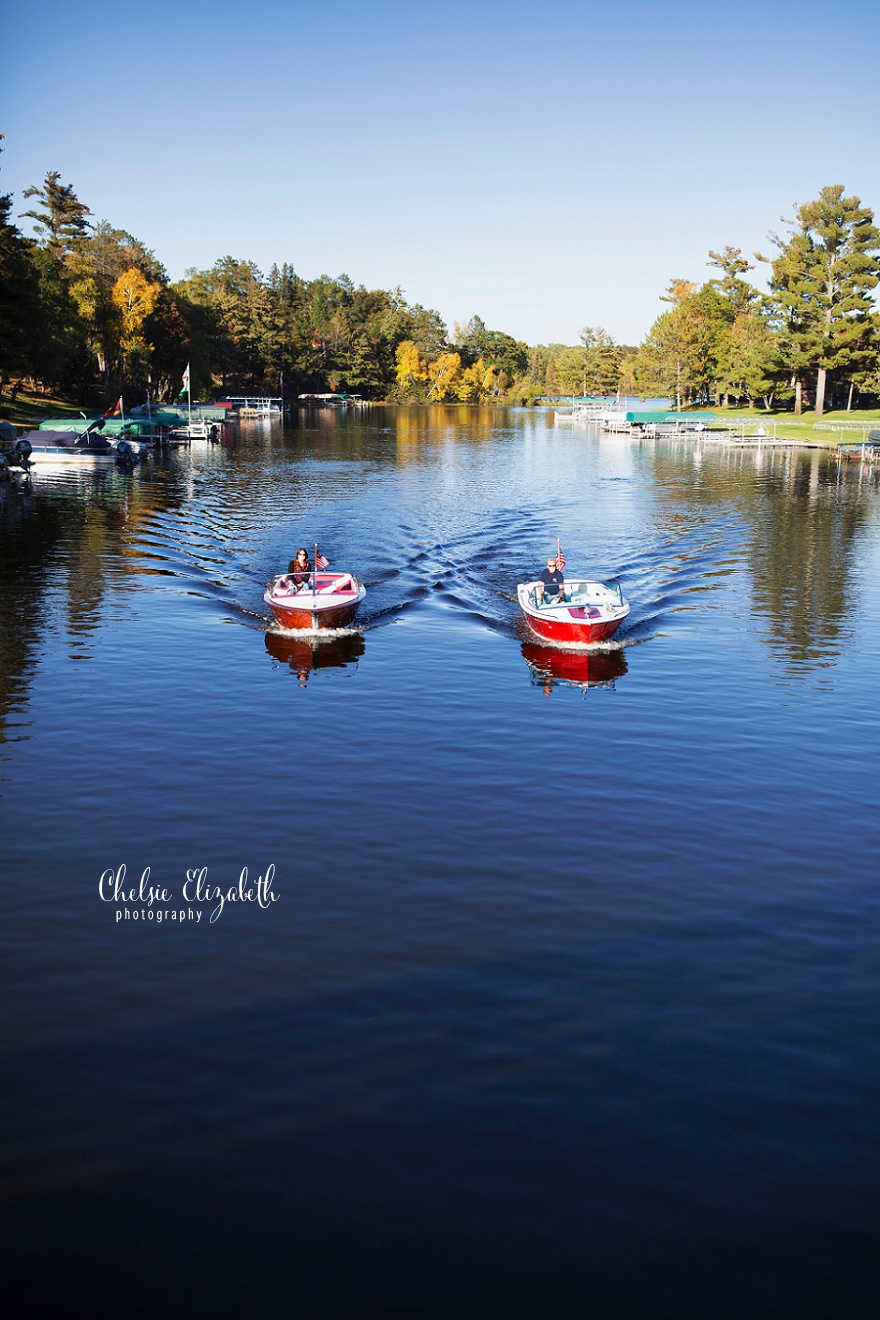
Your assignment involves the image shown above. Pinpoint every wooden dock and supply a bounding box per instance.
[835,434,880,463]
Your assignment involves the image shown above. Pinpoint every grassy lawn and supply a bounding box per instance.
[0,389,93,429]
[709,405,880,447]
[714,403,880,421]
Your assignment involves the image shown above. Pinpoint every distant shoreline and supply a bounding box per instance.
[4,387,880,451]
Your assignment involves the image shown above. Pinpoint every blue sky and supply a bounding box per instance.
[4,0,879,346]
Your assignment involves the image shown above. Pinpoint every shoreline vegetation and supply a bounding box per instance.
[3,142,880,433]
[4,385,880,451]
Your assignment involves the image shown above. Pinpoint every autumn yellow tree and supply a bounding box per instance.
[456,358,498,402]
[395,340,428,398]
[455,362,478,402]
[109,266,161,385]
[113,268,160,350]
[427,351,461,401]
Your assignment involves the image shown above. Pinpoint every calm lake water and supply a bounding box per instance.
[2,407,879,1318]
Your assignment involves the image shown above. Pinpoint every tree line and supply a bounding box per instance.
[2,143,879,417]
[636,190,880,417]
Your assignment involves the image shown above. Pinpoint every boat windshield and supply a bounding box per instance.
[526,580,623,610]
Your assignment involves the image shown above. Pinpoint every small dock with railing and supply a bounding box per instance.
[835,429,880,463]
[225,396,284,418]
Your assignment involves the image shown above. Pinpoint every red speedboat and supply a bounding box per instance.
[517,577,629,645]
[264,571,366,631]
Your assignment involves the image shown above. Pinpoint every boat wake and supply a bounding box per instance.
[514,624,644,653]
[266,624,363,640]
[108,437,753,667]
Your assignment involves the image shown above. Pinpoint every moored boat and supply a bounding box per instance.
[264,571,366,631]
[517,577,629,645]
[4,429,149,467]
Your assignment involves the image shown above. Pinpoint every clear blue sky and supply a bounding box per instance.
[4,0,879,346]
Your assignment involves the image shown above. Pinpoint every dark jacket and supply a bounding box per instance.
[288,555,312,584]
[538,567,565,597]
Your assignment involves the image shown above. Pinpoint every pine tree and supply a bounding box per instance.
[765,186,880,416]
[636,281,703,409]
[21,170,92,260]
[579,327,622,396]
[707,246,760,316]
[0,139,42,388]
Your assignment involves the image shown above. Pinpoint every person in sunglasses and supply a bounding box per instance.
[276,547,356,596]
[536,554,565,605]
[287,547,312,586]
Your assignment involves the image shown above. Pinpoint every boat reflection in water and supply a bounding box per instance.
[265,629,366,686]
[521,640,628,695]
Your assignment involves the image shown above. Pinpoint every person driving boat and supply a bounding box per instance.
[536,555,565,605]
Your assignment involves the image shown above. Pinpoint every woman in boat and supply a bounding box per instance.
[287,547,312,590]
[276,548,356,596]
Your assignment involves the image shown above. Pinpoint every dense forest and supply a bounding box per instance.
[2,138,880,417]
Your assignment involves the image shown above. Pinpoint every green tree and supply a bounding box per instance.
[67,224,167,388]
[456,316,528,377]
[148,285,215,401]
[554,345,586,396]
[542,351,560,398]
[0,139,42,389]
[21,170,92,259]
[636,281,702,408]
[719,309,784,409]
[177,257,274,390]
[402,303,448,358]
[702,246,776,405]
[764,186,880,416]
[707,246,760,316]
[579,326,622,396]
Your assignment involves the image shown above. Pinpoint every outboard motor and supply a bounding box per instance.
[116,439,138,466]
[15,438,32,467]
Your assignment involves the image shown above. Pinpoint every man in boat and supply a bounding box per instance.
[536,554,565,605]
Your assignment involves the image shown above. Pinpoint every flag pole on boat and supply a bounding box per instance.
[312,541,318,631]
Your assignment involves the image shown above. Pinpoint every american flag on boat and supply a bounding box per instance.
[315,552,329,569]
[556,541,565,570]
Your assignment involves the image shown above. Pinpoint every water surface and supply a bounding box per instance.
[2,408,879,1318]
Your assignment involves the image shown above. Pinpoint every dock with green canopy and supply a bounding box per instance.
[625,412,717,427]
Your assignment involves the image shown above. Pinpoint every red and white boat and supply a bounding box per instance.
[517,577,629,645]
[264,571,366,631]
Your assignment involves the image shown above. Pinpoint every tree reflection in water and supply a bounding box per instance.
[0,465,189,756]
[650,445,876,675]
